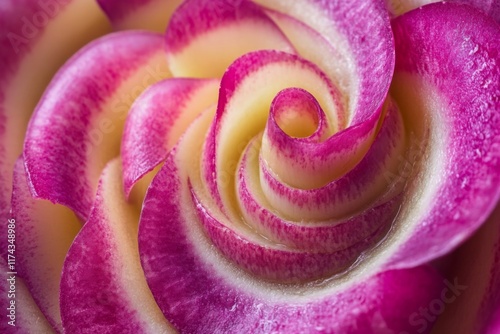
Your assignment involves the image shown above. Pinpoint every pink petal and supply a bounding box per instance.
[136,18,438,323]
[139,138,444,333]
[23,31,169,221]
[237,137,402,253]
[192,182,389,282]
[384,2,500,270]
[385,0,500,22]
[165,0,296,77]
[0,0,111,223]
[121,78,219,198]
[253,0,395,123]
[60,158,174,333]
[201,0,395,215]
[201,50,357,213]
[137,2,499,331]
[258,98,405,221]
[10,158,81,332]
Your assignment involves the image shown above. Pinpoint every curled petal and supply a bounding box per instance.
[121,78,219,198]
[201,0,395,216]
[259,98,405,220]
[237,137,402,252]
[60,158,174,333]
[0,0,111,222]
[165,0,296,77]
[24,31,170,220]
[10,158,81,332]
[192,183,389,283]
[253,0,395,122]
[140,0,399,285]
[382,2,500,270]
[202,50,347,212]
[260,8,353,102]
[138,112,443,332]
[385,0,500,22]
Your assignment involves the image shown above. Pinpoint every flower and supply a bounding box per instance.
[1,0,499,333]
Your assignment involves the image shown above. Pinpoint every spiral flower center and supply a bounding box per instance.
[272,88,324,139]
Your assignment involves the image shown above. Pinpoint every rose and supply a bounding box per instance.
[1,0,499,333]
[0,1,496,332]
[0,0,500,332]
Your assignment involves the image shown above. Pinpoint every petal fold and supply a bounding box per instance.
[0,0,111,222]
[24,31,169,220]
[165,0,296,77]
[60,158,174,333]
[122,78,219,198]
[10,158,81,332]
[383,2,500,270]
[97,0,183,31]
